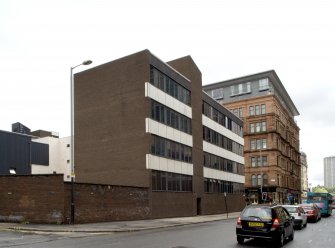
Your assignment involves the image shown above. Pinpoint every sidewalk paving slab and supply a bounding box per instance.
[0,212,240,234]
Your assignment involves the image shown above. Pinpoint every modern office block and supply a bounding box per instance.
[324,156,335,188]
[74,50,245,218]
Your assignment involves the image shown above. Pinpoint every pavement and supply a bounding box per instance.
[0,212,240,234]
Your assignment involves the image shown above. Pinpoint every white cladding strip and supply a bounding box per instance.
[202,115,244,146]
[146,154,193,176]
[203,141,245,164]
[146,118,193,147]
[145,82,192,118]
[204,167,245,184]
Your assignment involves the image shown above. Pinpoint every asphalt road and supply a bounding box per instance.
[1,214,335,248]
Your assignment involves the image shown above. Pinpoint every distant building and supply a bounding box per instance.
[324,156,335,188]
[0,127,71,181]
[203,70,301,204]
[12,122,31,135]
[300,152,308,200]
[31,129,59,138]
[30,135,71,181]
[0,129,48,175]
[74,50,245,218]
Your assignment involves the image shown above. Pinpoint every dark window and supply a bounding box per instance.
[151,100,192,134]
[204,178,244,194]
[152,170,192,192]
[150,66,191,106]
[151,136,192,163]
[202,101,243,137]
[203,152,244,176]
[31,142,49,166]
[203,126,243,156]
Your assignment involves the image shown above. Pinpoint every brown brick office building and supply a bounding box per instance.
[203,71,301,204]
[74,50,245,219]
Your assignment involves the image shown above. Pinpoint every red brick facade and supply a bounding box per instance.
[224,95,301,204]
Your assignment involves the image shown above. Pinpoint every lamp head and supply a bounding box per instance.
[82,60,92,65]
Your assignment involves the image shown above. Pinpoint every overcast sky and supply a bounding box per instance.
[1,0,334,186]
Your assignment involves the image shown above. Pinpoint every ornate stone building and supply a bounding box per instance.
[203,70,301,204]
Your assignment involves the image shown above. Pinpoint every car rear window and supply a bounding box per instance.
[242,207,272,220]
[284,206,297,213]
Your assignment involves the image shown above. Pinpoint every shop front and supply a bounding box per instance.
[246,187,299,205]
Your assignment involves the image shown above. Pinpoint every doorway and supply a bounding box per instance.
[197,197,201,215]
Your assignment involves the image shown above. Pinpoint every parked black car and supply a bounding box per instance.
[236,204,295,247]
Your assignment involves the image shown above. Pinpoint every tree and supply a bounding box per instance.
[326,187,335,194]
[313,186,328,193]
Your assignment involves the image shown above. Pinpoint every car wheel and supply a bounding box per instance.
[237,236,244,244]
[275,232,285,247]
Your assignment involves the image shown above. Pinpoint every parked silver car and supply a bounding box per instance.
[282,205,307,230]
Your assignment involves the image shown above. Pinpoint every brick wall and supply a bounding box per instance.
[0,175,64,224]
[0,175,244,224]
[203,194,245,215]
[0,175,150,224]
[151,192,195,218]
[64,183,150,224]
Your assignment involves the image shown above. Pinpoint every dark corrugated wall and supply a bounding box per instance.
[31,142,49,165]
[0,131,31,174]
[0,131,49,175]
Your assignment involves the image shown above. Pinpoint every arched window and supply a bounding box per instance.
[257,174,262,186]
[251,175,257,186]
[263,174,268,186]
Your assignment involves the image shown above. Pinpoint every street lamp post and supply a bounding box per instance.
[224,192,228,218]
[259,148,263,203]
[70,60,92,224]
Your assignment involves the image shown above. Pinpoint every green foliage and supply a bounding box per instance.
[326,187,335,194]
[312,185,328,193]
[312,185,335,194]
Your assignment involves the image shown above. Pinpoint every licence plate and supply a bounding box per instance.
[248,222,264,227]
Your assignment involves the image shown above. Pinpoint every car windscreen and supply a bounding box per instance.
[308,195,326,201]
[242,207,272,220]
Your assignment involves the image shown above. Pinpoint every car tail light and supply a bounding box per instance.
[272,218,280,228]
[236,217,242,227]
